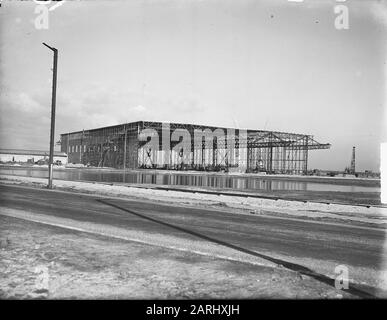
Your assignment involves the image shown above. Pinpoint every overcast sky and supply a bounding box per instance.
[0,0,386,171]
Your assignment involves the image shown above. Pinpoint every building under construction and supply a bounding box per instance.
[60,121,330,174]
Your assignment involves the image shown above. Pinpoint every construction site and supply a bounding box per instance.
[60,121,331,175]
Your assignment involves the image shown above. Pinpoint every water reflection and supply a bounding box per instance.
[0,167,380,193]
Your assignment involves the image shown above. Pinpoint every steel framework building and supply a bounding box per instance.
[60,121,330,174]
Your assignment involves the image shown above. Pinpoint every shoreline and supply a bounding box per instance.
[0,164,381,187]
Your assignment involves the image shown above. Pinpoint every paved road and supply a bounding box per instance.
[0,184,386,297]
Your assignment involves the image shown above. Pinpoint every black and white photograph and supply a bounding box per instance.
[0,0,386,307]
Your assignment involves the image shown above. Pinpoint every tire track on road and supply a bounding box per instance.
[97,199,378,299]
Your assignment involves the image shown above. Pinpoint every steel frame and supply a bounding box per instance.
[60,121,330,174]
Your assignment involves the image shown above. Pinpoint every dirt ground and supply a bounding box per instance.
[0,215,353,299]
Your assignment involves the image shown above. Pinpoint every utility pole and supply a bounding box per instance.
[43,42,58,189]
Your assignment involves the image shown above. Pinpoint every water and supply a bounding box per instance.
[0,167,380,193]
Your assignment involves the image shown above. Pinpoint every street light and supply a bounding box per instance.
[43,42,58,189]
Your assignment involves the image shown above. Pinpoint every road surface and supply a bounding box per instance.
[0,184,385,298]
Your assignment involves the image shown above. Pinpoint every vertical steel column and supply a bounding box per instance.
[80,129,84,164]
[304,136,309,175]
[123,124,127,170]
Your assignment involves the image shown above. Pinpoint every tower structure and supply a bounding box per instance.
[350,146,356,174]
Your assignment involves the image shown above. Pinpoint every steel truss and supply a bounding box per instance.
[61,121,330,174]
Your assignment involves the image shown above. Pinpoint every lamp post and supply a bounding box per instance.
[43,42,58,189]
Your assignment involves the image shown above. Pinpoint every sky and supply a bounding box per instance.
[0,0,386,171]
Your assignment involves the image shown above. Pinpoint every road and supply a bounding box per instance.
[0,184,386,298]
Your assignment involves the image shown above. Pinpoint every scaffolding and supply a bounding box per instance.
[60,121,330,175]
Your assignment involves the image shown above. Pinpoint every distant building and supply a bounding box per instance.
[0,149,68,165]
[60,121,330,174]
